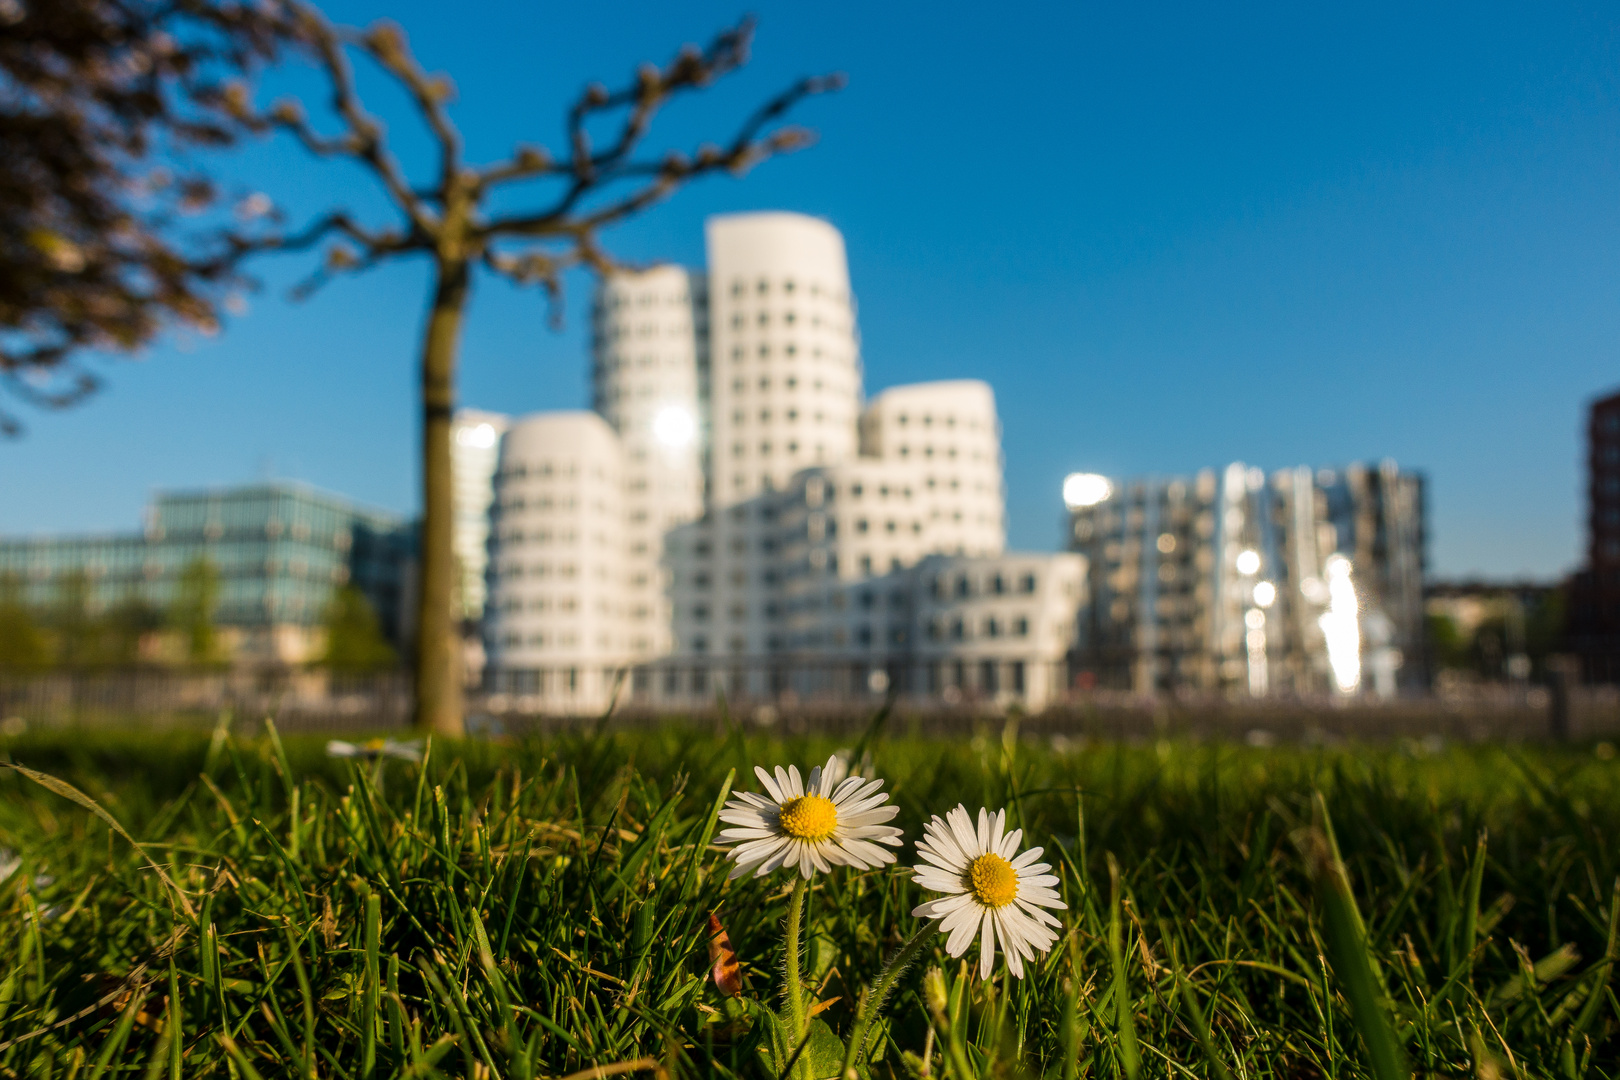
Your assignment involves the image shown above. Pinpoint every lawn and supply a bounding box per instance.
[0,717,1617,1078]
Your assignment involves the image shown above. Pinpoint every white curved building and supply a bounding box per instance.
[485,412,628,710]
[859,380,1005,557]
[591,266,706,658]
[702,212,864,661]
[481,212,1087,713]
[706,212,862,501]
[451,409,510,624]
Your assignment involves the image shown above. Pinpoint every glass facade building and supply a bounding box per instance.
[0,483,413,664]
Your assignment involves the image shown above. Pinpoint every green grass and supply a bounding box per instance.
[1,717,1618,1078]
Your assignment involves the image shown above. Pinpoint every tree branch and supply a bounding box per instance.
[480,68,842,240]
[352,20,462,193]
[230,4,440,239]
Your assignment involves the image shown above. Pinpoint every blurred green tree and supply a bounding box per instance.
[50,569,108,669]
[0,573,47,671]
[170,557,222,666]
[103,592,162,666]
[1523,586,1567,671]
[1425,612,1469,671]
[320,584,397,673]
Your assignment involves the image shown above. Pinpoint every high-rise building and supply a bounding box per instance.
[706,212,863,502]
[1570,387,1620,682]
[483,212,1086,712]
[590,266,706,659]
[702,213,865,662]
[1064,460,1425,698]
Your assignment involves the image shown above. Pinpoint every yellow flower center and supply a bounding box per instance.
[364,738,387,752]
[966,853,1019,908]
[777,794,838,841]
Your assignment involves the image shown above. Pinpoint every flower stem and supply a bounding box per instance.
[840,920,936,1077]
[783,875,810,1062]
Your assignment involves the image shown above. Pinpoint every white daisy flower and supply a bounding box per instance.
[911,805,1067,979]
[325,738,422,762]
[718,756,904,880]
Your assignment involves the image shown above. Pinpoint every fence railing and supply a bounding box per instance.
[1,668,1616,741]
[0,670,413,733]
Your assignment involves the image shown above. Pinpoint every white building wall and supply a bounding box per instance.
[591,266,707,659]
[859,380,1005,556]
[666,375,1015,671]
[704,213,862,662]
[909,552,1085,710]
[486,412,628,713]
[706,212,862,503]
[450,409,509,623]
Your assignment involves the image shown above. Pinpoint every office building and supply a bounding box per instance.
[590,266,707,659]
[451,410,510,683]
[451,410,509,624]
[1064,460,1425,698]
[0,483,413,665]
[1570,387,1620,682]
[483,212,1084,712]
[485,412,631,709]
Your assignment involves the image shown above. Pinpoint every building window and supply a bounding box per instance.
[1014,616,1030,637]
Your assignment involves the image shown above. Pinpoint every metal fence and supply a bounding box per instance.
[0,670,413,733]
[3,667,1619,743]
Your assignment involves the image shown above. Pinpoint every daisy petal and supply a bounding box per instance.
[754,766,784,802]
[979,909,997,980]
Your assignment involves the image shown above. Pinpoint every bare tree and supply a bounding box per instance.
[227,5,840,735]
[0,0,286,434]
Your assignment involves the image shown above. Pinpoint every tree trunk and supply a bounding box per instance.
[415,258,469,736]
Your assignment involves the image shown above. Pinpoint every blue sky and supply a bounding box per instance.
[3,1,1618,579]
